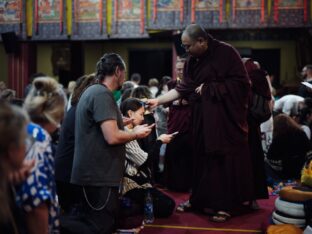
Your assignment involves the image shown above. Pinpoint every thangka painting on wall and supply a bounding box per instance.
[278,0,303,9]
[75,0,99,22]
[72,0,107,40]
[157,0,180,11]
[117,0,141,21]
[235,0,261,10]
[231,0,264,28]
[33,0,67,40]
[111,0,147,38]
[0,0,22,23]
[37,0,61,22]
[195,0,219,11]
[148,0,187,30]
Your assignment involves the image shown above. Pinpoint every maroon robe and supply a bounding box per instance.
[167,79,192,134]
[247,67,271,200]
[175,35,254,213]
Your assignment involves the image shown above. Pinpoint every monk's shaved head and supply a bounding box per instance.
[182,24,208,41]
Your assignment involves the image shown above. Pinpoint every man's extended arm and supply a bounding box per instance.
[147,89,181,108]
[101,120,153,145]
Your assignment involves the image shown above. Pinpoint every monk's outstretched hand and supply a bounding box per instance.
[195,83,204,95]
[146,99,159,109]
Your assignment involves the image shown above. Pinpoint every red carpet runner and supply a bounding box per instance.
[141,190,276,234]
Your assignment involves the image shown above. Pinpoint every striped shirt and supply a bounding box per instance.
[123,127,153,194]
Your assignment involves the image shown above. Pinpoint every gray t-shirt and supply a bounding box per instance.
[71,84,125,187]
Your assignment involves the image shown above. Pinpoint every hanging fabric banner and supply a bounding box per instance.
[114,0,118,33]
[225,0,230,20]
[32,0,67,39]
[60,0,63,33]
[111,0,147,38]
[273,0,278,23]
[99,0,103,33]
[66,0,72,35]
[34,0,38,34]
[180,0,184,23]
[191,0,195,23]
[72,0,107,40]
[140,0,144,33]
[219,0,223,23]
[304,0,307,23]
[74,0,78,33]
[19,0,23,33]
[153,0,157,22]
[232,0,236,21]
[260,0,265,23]
[0,0,25,36]
[107,0,112,34]
[311,0,312,21]
[268,0,272,17]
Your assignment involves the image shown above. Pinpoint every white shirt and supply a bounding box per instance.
[274,95,304,116]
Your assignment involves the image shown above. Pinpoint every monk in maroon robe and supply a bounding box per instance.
[148,24,254,222]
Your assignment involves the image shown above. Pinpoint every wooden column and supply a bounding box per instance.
[8,43,36,98]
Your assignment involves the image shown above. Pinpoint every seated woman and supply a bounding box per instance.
[16,77,67,234]
[119,98,176,220]
[265,114,311,184]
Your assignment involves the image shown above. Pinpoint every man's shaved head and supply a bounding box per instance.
[182,24,208,41]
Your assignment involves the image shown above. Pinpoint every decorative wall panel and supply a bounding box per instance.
[0,0,25,37]
[110,0,148,38]
[231,0,266,28]
[148,0,188,30]
[32,0,67,40]
[71,0,107,40]
[0,0,311,40]
[190,0,226,29]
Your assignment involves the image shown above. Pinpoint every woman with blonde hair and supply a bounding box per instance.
[16,77,67,234]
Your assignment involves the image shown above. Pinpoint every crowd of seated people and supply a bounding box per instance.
[2,53,312,234]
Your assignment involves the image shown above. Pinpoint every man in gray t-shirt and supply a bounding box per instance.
[71,84,125,187]
[70,53,152,233]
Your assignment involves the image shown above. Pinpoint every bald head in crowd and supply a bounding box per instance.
[181,24,209,58]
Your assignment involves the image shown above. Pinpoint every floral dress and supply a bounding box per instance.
[16,123,60,234]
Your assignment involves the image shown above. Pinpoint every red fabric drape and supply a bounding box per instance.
[8,43,36,98]
[180,0,184,23]
[35,0,38,34]
[19,0,22,33]
[219,0,223,23]
[191,0,195,23]
[232,0,236,21]
[304,0,308,23]
[99,0,103,33]
[74,0,78,33]
[140,0,144,34]
[114,0,118,33]
[260,0,265,23]
[273,0,278,23]
[153,0,157,22]
[60,0,63,33]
